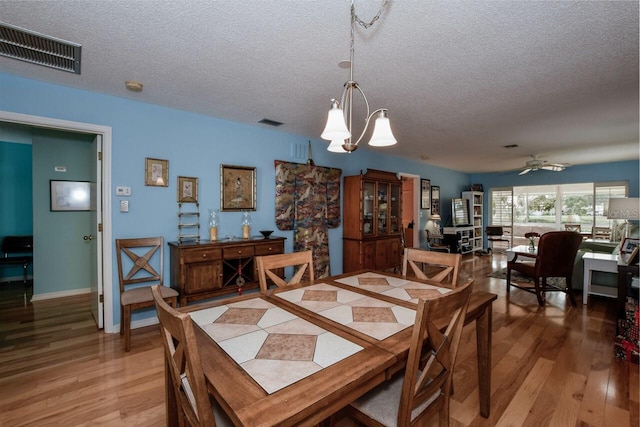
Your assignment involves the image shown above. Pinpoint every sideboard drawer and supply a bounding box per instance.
[183,247,222,263]
[223,246,255,259]
[255,241,284,256]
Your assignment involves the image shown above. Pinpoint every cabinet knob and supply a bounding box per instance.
[202,254,207,258]
[238,250,242,254]
[268,247,272,251]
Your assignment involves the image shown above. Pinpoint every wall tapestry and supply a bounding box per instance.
[274,160,342,279]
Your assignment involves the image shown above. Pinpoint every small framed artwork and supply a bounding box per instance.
[626,246,639,265]
[420,179,431,210]
[220,164,256,211]
[177,176,198,203]
[50,180,95,211]
[621,237,639,254]
[431,185,440,216]
[145,157,169,187]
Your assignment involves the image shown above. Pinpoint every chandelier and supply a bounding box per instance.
[321,0,397,153]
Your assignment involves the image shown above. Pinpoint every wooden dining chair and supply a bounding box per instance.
[346,278,474,427]
[592,226,612,240]
[402,248,461,287]
[151,286,232,427]
[255,250,314,293]
[116,237,179,352]
[507,231,583,306]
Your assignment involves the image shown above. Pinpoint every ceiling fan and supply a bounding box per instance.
[519,155,570,175]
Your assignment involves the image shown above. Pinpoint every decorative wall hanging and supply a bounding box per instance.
[220,164,256,211]
[145,157,168,186]
[274,160,342,279]
[431,185,440,216]
[177,176,198,203]
[420,179,430,210]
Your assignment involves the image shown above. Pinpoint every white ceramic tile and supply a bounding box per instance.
[263,317,326,336]
[314,332,363,367]
[257,306,298,328]
[296,299,342,312]
[392,306,417,326]
[241,359,322,394]
[201,322,261,342]
[218,329,268,363]
[336,288,368,303]
[318,305,354,325]
[347,296,395,308]
[381,288,412,301]
[350,321,408,340]
[275,287,306,303]
[189,306,228,325]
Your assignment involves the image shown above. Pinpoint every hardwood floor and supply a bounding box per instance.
[0,253,637,426]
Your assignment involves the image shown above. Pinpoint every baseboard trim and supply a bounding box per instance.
[31,287,91,301]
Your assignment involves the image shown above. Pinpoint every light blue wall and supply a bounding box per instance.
[2,72,637,325]
[0,72,472,325]
[0,139,33,280]
[32,128,94,294]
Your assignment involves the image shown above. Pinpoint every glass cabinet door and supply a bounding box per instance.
[390,184,400,233]
[363,181,375,236]
[377,183,388,234]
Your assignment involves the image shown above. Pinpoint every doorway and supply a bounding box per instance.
[0,110,114,333]
[399,173,420,249]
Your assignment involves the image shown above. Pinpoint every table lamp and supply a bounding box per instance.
[607,197,640,240]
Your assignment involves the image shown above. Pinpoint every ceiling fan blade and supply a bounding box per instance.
[519,168,531,175]
[542,164,565,172]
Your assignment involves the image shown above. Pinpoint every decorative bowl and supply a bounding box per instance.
[259,230,274,238]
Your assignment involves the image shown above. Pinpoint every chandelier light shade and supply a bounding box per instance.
[321,0,396,153]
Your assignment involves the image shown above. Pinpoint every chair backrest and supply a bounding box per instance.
[485,226,504,237]
[116,237,164,294]
[397,278,474,426]
[151,285,216,427]
[402,248,461,287]
[256,250,314,293]
[1,235,33,256]
[592,226,611,240]
[534,231,583,278]
[565,224,581,232]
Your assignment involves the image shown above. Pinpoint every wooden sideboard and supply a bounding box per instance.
[169,237,285,305]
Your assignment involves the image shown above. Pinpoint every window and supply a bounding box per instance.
[490,182,628,245]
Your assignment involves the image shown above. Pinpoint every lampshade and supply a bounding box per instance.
[321,101,350,141]
[327,139,348,153]
[367,111,397,147]
[607,197,640,220]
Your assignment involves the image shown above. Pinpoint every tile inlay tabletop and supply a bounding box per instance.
[190,297,363,394]
[334,271,451,303]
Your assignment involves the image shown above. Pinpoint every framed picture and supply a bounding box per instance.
[220,164,256,211]
[50,180,95,211]
[621,237,639,254]
[626,246,639,265]
[431,186,440,216]
[145,157,168,187]
[177,176,198,203]
[420,179,430,210]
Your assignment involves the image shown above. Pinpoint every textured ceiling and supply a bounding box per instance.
[0,0,638,173]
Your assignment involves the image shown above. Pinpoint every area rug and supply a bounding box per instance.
[488,268,566,287]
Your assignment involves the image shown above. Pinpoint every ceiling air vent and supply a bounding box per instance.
[0,22,81,74]
[258,118,283,127]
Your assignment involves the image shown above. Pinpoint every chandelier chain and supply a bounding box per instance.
[353,0,389,29]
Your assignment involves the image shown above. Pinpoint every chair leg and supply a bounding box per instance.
[534,278,545,306]
[566,277,576,306]
[123,305,131,352]
[120,304,124,335]
[506,268,512,293]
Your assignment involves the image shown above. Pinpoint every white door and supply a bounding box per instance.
[89,135,104,329]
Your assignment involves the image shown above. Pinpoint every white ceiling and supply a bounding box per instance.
[1,0,638,173]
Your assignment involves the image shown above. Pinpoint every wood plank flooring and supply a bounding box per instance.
[0,253,637,426]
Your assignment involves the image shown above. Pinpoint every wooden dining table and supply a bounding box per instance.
[167,269,497,426]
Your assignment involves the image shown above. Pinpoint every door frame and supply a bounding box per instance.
[0,110,115,333]
[398,172,420,248]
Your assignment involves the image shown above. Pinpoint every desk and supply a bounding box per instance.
[582,252,618,304]
[168,270,497,426]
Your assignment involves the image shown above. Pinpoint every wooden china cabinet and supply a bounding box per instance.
[343,169,402,272]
